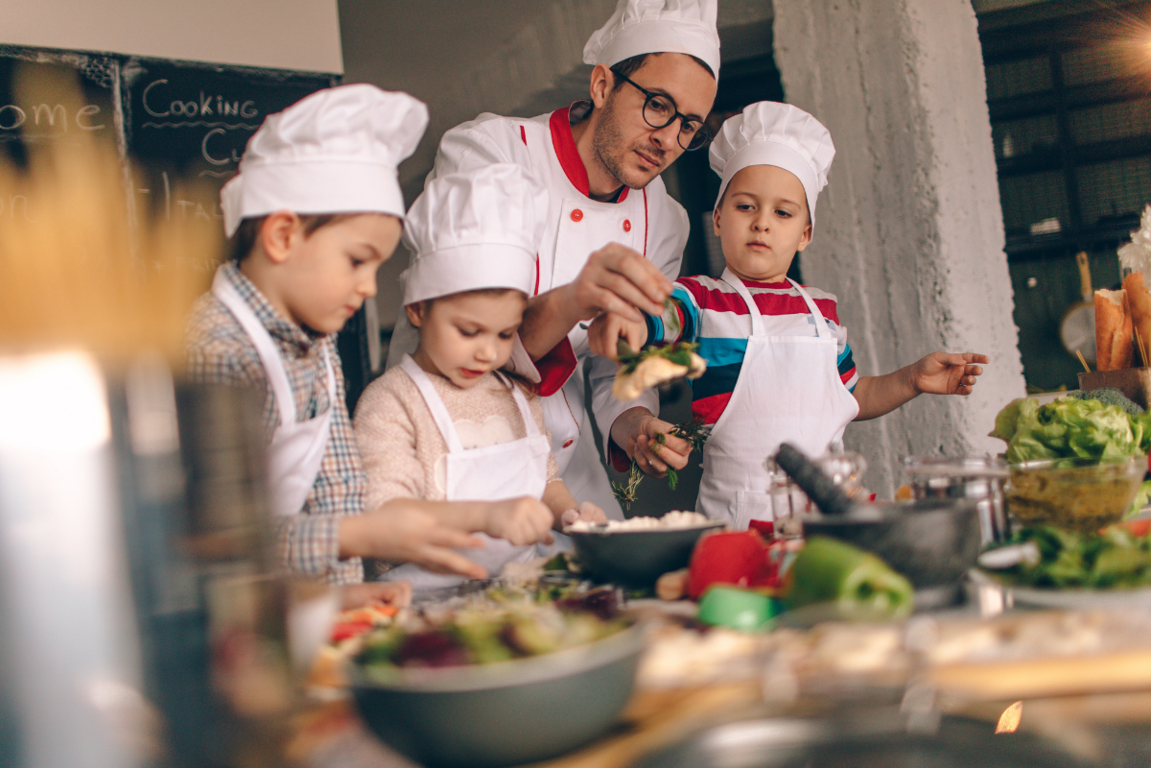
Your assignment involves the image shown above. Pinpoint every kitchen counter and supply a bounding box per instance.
[293,590,1151,768]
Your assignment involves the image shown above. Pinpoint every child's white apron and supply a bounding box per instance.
[380,355,551,591]
[695,269,859,530]
[212,268,335,519]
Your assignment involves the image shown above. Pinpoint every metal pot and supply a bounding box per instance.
[629,709,1090,768]
[901,456,1009,544]
[568,522,725,588]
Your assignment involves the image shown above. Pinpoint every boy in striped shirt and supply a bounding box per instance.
[589,102,987,527]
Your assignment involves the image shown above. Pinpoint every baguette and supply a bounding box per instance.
[1095,289,1134,370]
[1123,272,1151,366]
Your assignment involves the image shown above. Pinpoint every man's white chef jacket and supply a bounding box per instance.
[387,105,689,517]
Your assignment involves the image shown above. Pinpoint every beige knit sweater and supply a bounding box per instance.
[353,365,559,508]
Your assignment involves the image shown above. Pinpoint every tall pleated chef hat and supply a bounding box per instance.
[710,102,836,227]
[220,84,428,237]
[402,163,547,306]
[583,0,721,79]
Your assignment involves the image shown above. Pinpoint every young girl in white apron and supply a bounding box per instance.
[354,164,607,592]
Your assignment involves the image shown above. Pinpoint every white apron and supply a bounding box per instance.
[212,269,335,518]
[387,108,691,521]
[695,270,860,530]
[381,355,552,591]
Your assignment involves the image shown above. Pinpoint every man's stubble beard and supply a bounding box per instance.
[591,94,665,191]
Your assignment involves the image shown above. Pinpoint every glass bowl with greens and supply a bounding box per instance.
[1007,456,1146,533]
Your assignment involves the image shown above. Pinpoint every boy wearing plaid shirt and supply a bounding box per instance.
[187,85,553,585]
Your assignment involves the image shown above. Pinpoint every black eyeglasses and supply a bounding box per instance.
[616,74,710,151]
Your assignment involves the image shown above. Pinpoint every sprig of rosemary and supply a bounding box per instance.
[610,418,712,510]
[610,461,645,509]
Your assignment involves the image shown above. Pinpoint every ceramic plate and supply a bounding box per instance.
[968,567,1151,610]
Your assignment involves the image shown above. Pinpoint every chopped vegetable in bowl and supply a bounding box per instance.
[356,590,630,671]
[982,525,1151,590]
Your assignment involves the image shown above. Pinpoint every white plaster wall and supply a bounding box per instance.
[773,0,1027,495]
[2,0,343,73]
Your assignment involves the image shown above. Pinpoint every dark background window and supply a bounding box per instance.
[979,0,1151,391]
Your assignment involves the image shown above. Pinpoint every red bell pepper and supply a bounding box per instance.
[688,530,782,599]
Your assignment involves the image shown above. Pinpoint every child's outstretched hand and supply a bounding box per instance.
[483,496,556,547]
[588,312,649,359]
[912,352,989,396]
[340,580,412,610]
[341,503,487,580]
[560,501,608,528]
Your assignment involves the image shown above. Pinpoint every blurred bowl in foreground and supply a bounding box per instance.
[349,621,645,768]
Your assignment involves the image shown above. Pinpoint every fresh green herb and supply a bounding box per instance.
[610,419,712,509]
[610,461,645,510]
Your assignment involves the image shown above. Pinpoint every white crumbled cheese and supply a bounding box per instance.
[567,510,714,532]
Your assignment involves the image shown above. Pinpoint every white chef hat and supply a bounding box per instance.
[402,164,547,306]
[709,102,836,226]
[220,84,428,237]
[583,0,721,79]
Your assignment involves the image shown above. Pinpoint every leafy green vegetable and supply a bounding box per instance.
[993,395,1142,464]
[987,525,1151,589]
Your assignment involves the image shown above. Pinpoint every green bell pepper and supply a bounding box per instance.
[785,536,913,620]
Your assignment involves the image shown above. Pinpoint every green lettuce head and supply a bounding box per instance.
[994,396,1139,463]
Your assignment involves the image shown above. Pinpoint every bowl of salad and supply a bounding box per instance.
[992,393,1151,531]
[1007,456,1145,533]
[348,591,643,768]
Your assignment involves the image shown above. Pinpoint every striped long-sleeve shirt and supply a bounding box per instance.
[645,274,859,428]
[185,262,364,584]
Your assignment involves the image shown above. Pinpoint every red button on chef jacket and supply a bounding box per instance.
[570,209,583,222]
[623,219,632,232]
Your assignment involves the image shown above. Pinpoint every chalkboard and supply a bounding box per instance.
[120,57,335,228]
[0,45,375,404]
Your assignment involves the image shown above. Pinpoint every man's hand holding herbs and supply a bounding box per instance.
[610,409,692,479]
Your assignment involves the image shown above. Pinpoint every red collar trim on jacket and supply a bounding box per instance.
[549,105,629,203]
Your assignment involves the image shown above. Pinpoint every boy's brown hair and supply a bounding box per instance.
[228,213,355,262]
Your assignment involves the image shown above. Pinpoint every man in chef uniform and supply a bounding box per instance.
[387,0,721,519]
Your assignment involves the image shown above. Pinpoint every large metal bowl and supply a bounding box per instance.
[801,498,982,603]
[568,521,726,588]
[629,709,1089,768]
[349,621,645,768]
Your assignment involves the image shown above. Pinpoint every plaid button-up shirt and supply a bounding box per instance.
[186,262,364,584]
